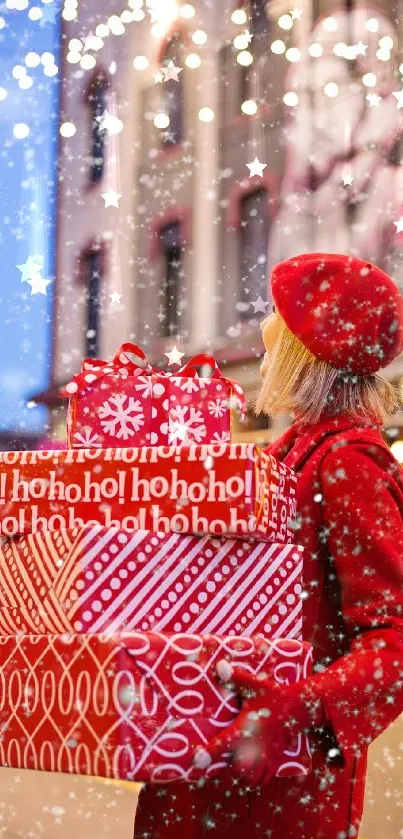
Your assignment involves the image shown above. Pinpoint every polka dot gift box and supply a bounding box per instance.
[60,343,246,449]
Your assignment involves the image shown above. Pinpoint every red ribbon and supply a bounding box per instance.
[60,343,246,416]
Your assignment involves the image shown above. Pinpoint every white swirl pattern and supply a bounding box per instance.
[0,632,312,783]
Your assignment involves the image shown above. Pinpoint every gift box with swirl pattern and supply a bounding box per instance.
[0,632,312,783]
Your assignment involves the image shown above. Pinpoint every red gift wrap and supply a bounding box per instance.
[0,444,298,542]
[60,344,246,449]
[0,527,303,639]
[0,632,312,783]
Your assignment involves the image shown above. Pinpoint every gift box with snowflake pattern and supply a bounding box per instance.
[61,343,246,449]
[0,631,312,783]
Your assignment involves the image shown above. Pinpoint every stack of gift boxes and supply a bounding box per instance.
[0,344,312,783]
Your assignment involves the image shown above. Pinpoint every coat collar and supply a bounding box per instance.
[267,413,383,470]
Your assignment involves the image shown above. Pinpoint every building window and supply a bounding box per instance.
[87,75,109,184]
[160,222,182,337]
[238,1,269,104]
[160,34,184,147]
[249,0,269,37]
[82,248,102,357]
[238,188,269,318]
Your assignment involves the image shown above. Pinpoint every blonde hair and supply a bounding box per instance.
[255,313,400,427]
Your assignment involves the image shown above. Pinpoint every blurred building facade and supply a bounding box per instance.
[38,0,403,451]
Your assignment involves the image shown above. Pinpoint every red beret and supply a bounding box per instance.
[271,252,403,375]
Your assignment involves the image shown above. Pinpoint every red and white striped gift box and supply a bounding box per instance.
[0,527,304,639]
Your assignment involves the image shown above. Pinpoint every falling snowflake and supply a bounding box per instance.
[207,398,228,418]
[161,405,207,443]
[73,427,102,448]
[98,394,145,440]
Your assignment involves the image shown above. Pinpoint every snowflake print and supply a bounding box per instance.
[161,405,207,444]
[207,398,228,418]
[134,376,154,398]
[98,394,145,440]
[177,377,202,394]
[211,430,231,443]
[73,427,102,448]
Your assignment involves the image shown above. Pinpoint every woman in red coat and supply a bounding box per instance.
[134,252,403,838]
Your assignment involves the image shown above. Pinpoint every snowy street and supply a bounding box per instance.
[0,712,402,839]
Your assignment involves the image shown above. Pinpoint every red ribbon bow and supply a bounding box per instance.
[60,343,246,417]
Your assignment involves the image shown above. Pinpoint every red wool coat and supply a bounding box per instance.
[134,413,403,839]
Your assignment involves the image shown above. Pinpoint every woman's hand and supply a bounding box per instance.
[191,662,324,788]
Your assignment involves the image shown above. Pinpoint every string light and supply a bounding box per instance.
[308,43,323,57]
[322,16,338,31]
[233,32,250,50]
[231,8,247,25]
[271,40,286,54]
[68,39,82,52]
[13,123,30,139]
[333,43,347,57]
[133,55,149,70]
[278,14,293,30]
[62,0,78,21]
[377,48,390,61]
[60,121,76,137]
[180,4,195,18]
[362,72,376,87]
[241,99,257,115]
[19,75,33,89]
[237,50,253,66]
[108,15,125,35]
[80,54,96,70]
[67,52,81,64]
[324,82,338,97]
[154,112,169,128]
[12,65,26,80]
[150,22,165,37]
[390,441,403,463]
[192,29,207,45]
[41,52,55,66]
[365,17,379,32]
[285,47,300,62]
[185,52,201,68]
[283,91,298,106]
[25,51,41,67]
[198,107,214,122]
[28,7,42,20]
[148,0,179,25]
[95,24,110,37]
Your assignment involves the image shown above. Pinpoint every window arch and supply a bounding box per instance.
[159,34,185,147]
